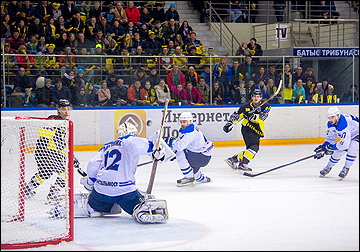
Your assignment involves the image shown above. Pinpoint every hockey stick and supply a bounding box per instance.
[243,153,317,177]
[248,80,283,113]
[77,160,154,177]
[146,99,169,195]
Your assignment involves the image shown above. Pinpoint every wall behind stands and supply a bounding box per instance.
[2,104,358,150]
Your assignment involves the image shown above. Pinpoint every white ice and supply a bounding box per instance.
[10,145,359,251]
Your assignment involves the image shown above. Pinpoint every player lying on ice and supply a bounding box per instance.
[50,122,175,223]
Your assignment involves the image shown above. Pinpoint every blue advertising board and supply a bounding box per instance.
[293,47,359,57]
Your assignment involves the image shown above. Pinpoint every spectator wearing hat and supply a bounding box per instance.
[74,87,88,107]
[114,1,128,26]
[151,3,165,23]
[98,17,113,38]
[341,84,359,103]
[125,1,141,28]
[74,67,86,88]
[247,38,263,63]
[106,72,118,89]
[187,45,204,72]
[92,43,108,84]
[144,30,161,55]
[165,3,180,22]
[52,3,62,21]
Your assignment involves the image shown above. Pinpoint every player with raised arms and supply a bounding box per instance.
[314,106,359,180]
[164,112,213,187]
[223,89,271,172]
[70,122,170,223]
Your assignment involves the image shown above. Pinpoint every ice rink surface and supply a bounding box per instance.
[11,144,359,251]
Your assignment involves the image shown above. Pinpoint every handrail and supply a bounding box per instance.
[206,1,241,55]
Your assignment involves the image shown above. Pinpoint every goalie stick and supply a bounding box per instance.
[146,99,169,195]
[77,160,154,177]
[243,153,317,177]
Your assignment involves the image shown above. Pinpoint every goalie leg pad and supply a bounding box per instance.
[133,199,168,224]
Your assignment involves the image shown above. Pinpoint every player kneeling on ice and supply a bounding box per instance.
[73,122,171,223]
[164,112,214,187]
[223,89,271,172]
[314,107,359,180]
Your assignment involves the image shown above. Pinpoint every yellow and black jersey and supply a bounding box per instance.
[35,115,67,157]
[228,101,271,137]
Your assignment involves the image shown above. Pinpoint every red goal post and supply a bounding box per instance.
[1,116,74,249]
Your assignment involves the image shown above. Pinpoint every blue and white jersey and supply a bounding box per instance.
[324,114,359,151]
[87,135,154,197]
[172,124,214,156]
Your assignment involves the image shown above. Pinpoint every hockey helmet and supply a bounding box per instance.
[326,106,341,118]
[117,122,138,137]
[57,99,71,108]
[179,112,193,124]
[252,89,262,97]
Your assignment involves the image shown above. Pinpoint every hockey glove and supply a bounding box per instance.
[152,146,166,162]
[223,122,233,133]
[314,144,326,159]
[164,137,175,147]
[325,144,336,155]
[74,156,80,168]
[243,111,256,121]
[80,176,95,192]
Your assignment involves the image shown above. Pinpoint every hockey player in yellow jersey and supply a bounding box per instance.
[223,89,271,171]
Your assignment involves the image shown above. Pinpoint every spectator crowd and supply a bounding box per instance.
[1,1,357,108]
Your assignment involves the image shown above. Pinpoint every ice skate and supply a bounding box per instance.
[225,154,240,170]
[24,183,36,199]
[238,162,252,171]
[176,177,195,187]
[47,202,66,219]
[319,166,332,177]
[196,177,211,183]
[46,185,63,204]
[338,167,349,180]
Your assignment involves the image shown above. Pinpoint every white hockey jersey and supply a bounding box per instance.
[172,124,214,156]
[324,114,359,151]
[87,135,153,197]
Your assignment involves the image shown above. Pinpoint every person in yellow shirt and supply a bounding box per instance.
[172,45,187,70]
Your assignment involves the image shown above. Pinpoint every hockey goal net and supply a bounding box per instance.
[1,116,73,249]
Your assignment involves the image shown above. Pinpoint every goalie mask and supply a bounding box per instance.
[117,122,138,137]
